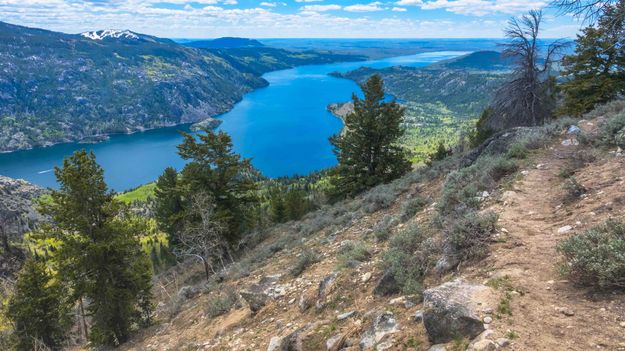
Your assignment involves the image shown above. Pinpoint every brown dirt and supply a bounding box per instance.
[467,143,625,350]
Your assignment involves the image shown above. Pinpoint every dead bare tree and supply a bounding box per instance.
[173,193,226,282]
[488,10,568,130]
[552,0,624,22]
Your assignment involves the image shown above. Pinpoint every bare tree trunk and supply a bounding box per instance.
[79,297,89,341]
[202,258,210,281]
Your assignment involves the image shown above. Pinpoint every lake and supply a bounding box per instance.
[0,51,469,191]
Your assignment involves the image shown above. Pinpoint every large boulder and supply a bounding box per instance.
[0,176,45,240]
[239,290,268,314]
[422,279,494,344]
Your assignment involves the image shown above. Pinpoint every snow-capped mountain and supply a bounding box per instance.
[80,29,140,41]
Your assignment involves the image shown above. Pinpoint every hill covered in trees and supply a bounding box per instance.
[0,22,363,153]
[331,51,514,160]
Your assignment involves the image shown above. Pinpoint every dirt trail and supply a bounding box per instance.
[475,143,625,350]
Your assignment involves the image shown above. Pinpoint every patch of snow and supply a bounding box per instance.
[81,29,140,41]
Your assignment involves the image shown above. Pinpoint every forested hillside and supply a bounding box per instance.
[332,51,513,160]
[0,22,362,152]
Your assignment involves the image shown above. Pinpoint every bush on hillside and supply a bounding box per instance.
[559,219,625,289]
[290,250,319,277]
[399,196,428,222]
[338,241,372,268]
[373,215,399,242]
[381,224,437,295]
[446,211,498,262]
[206,290,240,318]
[562,177,586,204]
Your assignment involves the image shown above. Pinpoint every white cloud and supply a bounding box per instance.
[391,7,407,11]
[344,2,385,12]
[399,0,548,16]
[300,4,342,12]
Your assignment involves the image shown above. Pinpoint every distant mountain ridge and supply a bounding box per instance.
[185,37,265,49]
[0,22,363,152]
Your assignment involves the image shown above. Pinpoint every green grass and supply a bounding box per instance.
[116,183,156,204]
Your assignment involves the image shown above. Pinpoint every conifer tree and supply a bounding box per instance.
[329,74,410,198]
[38,150,153,346]
[177,128,257,243]
[154,166,184,245]
[559,4,625,115]
[6,258,70,351]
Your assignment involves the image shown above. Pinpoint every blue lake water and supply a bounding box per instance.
[0,51,468,191]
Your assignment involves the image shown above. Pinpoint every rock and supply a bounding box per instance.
[389,296,407,305]
[483,316,493,324]
[359,311,400,350]
[467,339,497,351]
[567,125,581,135]
[337,311,356,321]
[561,138,580,146]
[177,286,199,301]
[423,279,494,344]
[556,306,575,316]
[620,321,625,328]
[316,272,338,311]
[190,117,223,131]
[361,272,372,283]
[326,334,342,350]
[240,290,268,314]
[496,338,511,347]
[414,310,424,323]
[298,290,315,313]
[373,270,400,296]
[428,345,447,351]
[557,225,573,234]
[435,255,459,275]
[267,336,283,351]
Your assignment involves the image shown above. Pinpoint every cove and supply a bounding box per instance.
[0,51,468,191]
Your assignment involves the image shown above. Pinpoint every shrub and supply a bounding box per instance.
[381,224,437,295]
[562,177,586,204]
[338,241,372,268]
[558,219,625,289]
[488,157,518,181]
[399,196,428,222]
[206,290,240,318]
[447,211,498,262]
[373,215,398,242]
[599,110,625,147]
[505,143,529,159]
[290,250,319,277]
[362,188,396,213]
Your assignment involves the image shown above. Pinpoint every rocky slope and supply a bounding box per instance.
[119,102,625,351]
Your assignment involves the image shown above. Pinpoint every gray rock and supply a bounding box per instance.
[359,311,399,350]
[337,311,355,321]
[428,345,447,351]
[468,339,497,351]
[435,255,459,275]
[567,125,581,135]
[267,336,283,351]
[316,272,338,311]
[0,176,46,240]
[373,270,400,296]
[240,290,268,314]
[496,338,511,347]
[414,310,424,323]
[423,279,494,344]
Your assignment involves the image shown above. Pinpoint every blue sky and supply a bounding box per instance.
[0,0,583,38]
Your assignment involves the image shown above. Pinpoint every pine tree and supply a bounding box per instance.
[559,4,625,115]
[284,189,310,221]
[6,258,70,351]
[38,150,153,346]
[329,74,410,198]
[177,128,258,243]
[154,166,184,246]
[269,189,287,223]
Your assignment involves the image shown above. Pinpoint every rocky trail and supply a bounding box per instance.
[470,138,625,350]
